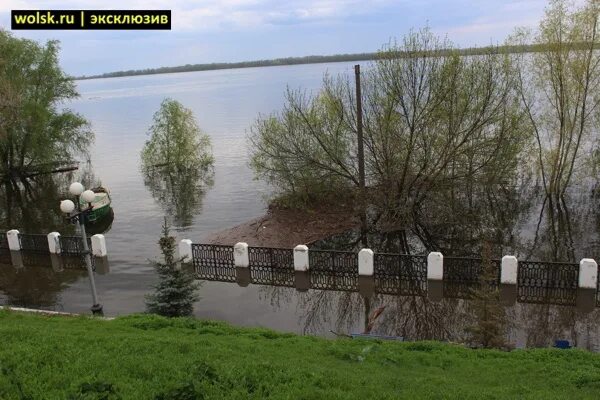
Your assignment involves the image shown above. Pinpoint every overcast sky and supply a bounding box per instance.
[0,0,552,76]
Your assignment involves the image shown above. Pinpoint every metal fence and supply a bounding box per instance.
[248,247,295,287]
[58,236,92,256]
[186,244,590,307]
[443,257,501,299]
[191,244,236,282]
[374,253,427,296]
[18,234,49,253]
[517,261,579,306]
[309,250,358,291]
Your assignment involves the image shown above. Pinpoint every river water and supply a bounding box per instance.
[2,62,600,350]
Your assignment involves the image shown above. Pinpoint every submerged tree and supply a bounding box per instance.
[141,99,214,226]
[141,98,214,173]
[249,28,529,220]
[0,30,92,181]
[143,167,213,228]
[145,219,200,317]
[510,0,600,196]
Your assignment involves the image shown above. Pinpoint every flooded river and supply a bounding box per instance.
[2,62,600,350]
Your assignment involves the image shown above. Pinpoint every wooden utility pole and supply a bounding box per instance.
[355,64,367,237]
[355,64,366,194]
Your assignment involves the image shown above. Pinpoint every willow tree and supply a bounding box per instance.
[0,30,92,181]
[141,98,213,173]
[249,28,529,224]
[141,99,214,226]
[510,0,600,196]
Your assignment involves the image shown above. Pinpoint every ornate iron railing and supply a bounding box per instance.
[58,236,92,256]
[182,243,590,307]
[374,253,427,295]
[248,247,295,287]
[309,250,358,291]
[191,244,236,282]
[18,234,49,253]
[443,257,501,298]
[517,261,579,305]
[0,232,8,250]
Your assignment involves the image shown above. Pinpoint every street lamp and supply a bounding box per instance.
[61,181,103,315]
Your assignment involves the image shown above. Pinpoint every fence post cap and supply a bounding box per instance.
[47,232,61,254]
[294,244,308,252]
[579,258,598,290]
[293,245,309,272]
[428,252,443,260]
[234,242,248,251]
[6,230,21,251]
[91,234,108,257]
[233,242,249,268]
[358,248,374,276]
[500,255,518,285]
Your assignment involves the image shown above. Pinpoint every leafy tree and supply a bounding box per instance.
[0,30,92,181]
[249,28,529,219]
[510,0,600,196]
[141,98,213,174]
[145,219,200,317]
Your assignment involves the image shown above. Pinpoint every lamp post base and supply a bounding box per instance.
[91,304,104,316]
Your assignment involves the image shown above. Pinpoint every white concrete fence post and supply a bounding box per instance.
[293,245,309,272]
[234,242,249,268]
[92,234,108,258]
[427,252,443,280]
[177,239,192,263]
[500,255,518,285]
[358,249,374,276]
[579,258,598,290]
[47,232,61,254]
[7,230,20,251]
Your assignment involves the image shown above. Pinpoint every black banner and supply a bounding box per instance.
[11,10,171,30]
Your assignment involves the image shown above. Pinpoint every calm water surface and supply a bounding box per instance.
[2,62,600,350]
[0,62,367,331]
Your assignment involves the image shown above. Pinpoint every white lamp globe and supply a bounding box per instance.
[69,182,84,196]
[82,190,96,203]
[60,199,75,214]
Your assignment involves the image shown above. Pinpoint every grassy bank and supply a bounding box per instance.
[0,311,599,399]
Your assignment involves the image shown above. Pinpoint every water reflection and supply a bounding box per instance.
[142,166,214,229]
[0,175,76,234]
[0,258,86,310]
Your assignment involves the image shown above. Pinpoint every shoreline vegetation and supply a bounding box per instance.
[75,42,600,81]
[1,310,600,399]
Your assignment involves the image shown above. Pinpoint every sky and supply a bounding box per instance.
[0,0,554,76]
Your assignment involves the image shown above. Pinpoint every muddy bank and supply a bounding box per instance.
[205,204,360,248]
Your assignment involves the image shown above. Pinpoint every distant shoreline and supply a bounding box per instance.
[76,42,600,81]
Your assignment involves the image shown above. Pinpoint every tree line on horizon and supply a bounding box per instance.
[77,42,600,81]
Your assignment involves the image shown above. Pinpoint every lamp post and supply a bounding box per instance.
[60,182,103,315]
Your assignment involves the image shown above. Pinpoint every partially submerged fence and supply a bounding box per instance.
[180,241,599,308]
[0,230,108,271]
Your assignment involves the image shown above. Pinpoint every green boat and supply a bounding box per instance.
[79,187,112,223]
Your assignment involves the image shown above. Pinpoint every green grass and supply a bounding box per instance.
[0,311,600,399]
